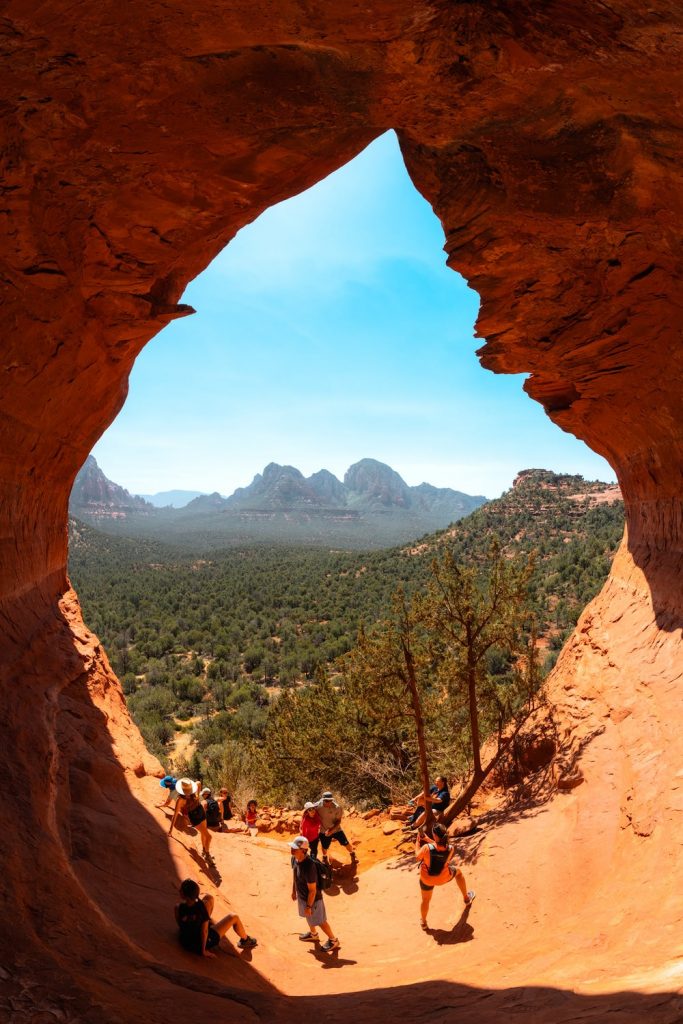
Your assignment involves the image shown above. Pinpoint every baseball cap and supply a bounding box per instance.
[303,801,316,810]
[289,835,310,851]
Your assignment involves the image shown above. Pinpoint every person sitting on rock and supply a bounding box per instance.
[169,778,214,863]
[290,836,340,952]
[201,787,224,831]
[315,791,357,866]
[175,878,257,956]
[403,775,451,831]
[415,823,475,930]
[218,788,234,825]
[244,799,258,831]
[300,801,322,860]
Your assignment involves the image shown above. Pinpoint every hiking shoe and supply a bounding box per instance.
[238,936,258,949]
[464,891,476,907]
[299,931,319,942]
[420,919,428,931]
[322,938,340,952]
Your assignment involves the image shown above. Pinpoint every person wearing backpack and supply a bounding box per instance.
[415,823,475,930]
[201,787,224,831]
[289,835,340,952]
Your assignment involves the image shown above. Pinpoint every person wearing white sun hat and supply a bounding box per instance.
[169,778,214,864]
[299,800,322,860]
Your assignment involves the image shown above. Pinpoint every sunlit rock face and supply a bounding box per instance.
[1,2,682,1020]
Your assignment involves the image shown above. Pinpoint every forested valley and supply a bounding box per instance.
[69,470,624,808]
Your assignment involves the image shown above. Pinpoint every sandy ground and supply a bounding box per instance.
[122,767,683,1006]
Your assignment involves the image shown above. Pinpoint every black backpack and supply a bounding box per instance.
[427,843,451,876]
[311,856,333,891]
[205,798,221,826]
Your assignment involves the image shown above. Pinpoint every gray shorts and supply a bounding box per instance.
[297,895,327,927]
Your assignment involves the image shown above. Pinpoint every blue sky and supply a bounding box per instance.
[92,131,614,500]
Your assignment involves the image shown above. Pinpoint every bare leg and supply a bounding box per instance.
[319,921,337,941]
[420,887,433,927]
[453,868,471,903]
[215,913,247,941]
[198,821,211,854]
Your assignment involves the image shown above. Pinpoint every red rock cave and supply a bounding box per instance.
[1,2,682,1021]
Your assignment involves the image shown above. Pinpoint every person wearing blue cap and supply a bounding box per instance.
[159,774,179,808]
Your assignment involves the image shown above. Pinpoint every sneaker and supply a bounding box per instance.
[238,936,258,949]
[322,938,340,952]
[299,931,319,942]
[464,890,476,907]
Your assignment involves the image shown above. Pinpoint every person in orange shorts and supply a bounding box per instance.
[415,823,475,930]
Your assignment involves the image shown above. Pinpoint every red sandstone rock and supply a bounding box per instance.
[1,3,683,1022]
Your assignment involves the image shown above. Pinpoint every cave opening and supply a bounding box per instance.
[52,128,647,1015]
[3,3,683,1008]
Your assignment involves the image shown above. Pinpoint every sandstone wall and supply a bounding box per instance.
[1,2,682,1019]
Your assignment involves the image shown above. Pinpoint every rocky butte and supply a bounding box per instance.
[1,2,682,1022]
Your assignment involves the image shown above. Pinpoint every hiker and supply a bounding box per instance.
[218,788,234,825]
[415,823,475,930]
[201,787,224,831]
[244,799,258,831]
[169,778,214,863]
[290,835,340,951]
[403,775,451,831]
[300,801,322,860]
[175,878,257,956]
[315,791,357,866]
[159,774,179,808]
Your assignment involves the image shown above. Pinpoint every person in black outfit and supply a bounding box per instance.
[218,788,234,825]
[175,878,257,956]
[169,778,214,862]
[414,824,475,930]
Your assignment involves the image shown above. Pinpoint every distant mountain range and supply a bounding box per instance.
[140,489,208,508]
[69,456,488,549]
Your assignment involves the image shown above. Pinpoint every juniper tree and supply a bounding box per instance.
[341,587,437,824]
[423,540,540,821]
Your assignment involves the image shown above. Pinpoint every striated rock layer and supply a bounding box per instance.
[1,1,682,1020]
